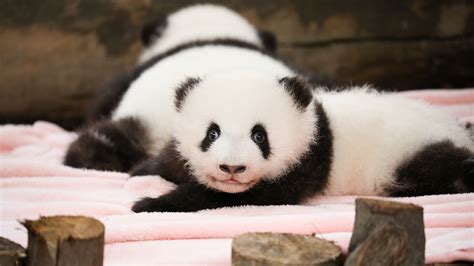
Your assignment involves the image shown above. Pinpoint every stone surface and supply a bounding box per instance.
[1,0,473,128]
[232,232,343,265]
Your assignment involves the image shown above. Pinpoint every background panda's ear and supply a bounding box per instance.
[141,17,168,46]
[258,30,277,53]
[279,76,313,111]
[175,77,202,112]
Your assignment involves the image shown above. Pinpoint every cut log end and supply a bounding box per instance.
[356,198,422,215]
[22,215,104,266]
[0,237,26,266]
[23,215,104,241]
[232,233,342,266]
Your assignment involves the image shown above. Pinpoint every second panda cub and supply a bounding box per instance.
[131,72,473,213]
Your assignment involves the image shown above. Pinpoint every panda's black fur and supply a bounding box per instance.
[65,117,149,172]
[389,141,473,196]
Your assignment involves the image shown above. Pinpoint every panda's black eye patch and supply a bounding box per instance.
[200,123,220,152]
[251,124,271,159]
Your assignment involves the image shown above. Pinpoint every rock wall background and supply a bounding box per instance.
[1,0,473,129]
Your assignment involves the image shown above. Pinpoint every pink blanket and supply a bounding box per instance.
[1,89,473,265]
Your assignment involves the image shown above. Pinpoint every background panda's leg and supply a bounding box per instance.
[130,143,193,185]
[64,117,150,172]
[387,140,473,196]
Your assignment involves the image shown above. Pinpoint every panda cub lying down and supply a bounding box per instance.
[64,4,474,212]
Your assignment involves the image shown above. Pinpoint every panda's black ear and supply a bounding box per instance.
[279,76,313,111]
[141,17,168,46]
[258,30,277,52]
[175,77,202,112]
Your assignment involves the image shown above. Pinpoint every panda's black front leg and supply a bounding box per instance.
[132,179,303,213]
[132,182,235,212]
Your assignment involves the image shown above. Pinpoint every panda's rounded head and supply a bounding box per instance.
[173,71,317,193]
[139,4,276,63]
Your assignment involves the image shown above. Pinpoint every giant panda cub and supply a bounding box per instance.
[64,5,474,213]
[130,75,473,212]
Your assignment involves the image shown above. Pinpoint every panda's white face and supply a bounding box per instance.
[174,72,316,193]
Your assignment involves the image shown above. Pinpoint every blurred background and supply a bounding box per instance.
[1,0,473,129]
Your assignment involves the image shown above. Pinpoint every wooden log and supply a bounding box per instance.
[345,221,408,266]
[347,198,425,266]
[22,216,104,266]
[0,237,26,266]
[232,232,343,266]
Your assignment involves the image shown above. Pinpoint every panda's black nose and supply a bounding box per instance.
[219,164,246,174]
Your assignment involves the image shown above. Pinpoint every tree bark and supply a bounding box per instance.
[22,216,104,266]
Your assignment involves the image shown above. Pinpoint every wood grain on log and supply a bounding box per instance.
[22,216,104,266]
[347,198,425,266]
[0,237,26,266]
[232,232,343,266]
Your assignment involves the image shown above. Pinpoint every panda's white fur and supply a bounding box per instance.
[138,4,263,63]
[315,87,473,196]
[174,71,316,193]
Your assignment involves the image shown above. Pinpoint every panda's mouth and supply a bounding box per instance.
[210,176,254,185]
[208,175,257,193]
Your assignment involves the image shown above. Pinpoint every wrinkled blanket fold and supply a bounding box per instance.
[1,89,473,265]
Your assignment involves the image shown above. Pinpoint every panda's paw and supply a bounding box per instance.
[132,197,178,213]
[64,130,125,172]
